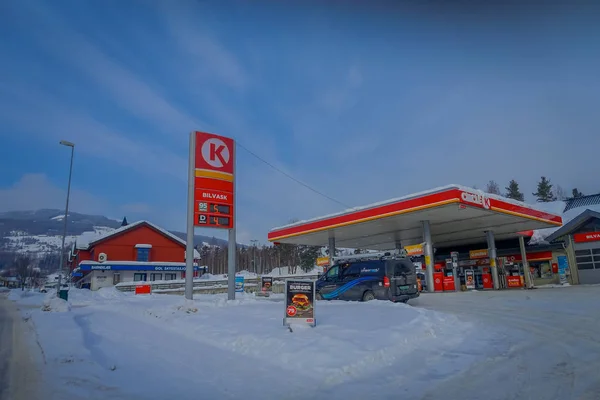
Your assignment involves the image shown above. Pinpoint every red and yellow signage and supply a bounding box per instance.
[506,276,523,288]
[194,131,235,229]
[469,249,488,259]
[505,251,553,262]
[573,232,600,243]
[267,186,562,242]
[316,257,330,267]
[405,243,424,256]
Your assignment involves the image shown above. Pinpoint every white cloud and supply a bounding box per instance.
[0,174,108,215]
[120,203,153,214]
[10,0,209,138]
[157,1,248,90]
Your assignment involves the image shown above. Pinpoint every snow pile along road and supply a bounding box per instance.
[10,288,489,400]
[10,285,600,400]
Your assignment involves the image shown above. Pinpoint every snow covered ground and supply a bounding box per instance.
[7,285,600,400]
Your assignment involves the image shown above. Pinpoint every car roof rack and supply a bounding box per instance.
[331,249,408,264]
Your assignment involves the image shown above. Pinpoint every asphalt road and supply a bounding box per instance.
[0,292,40,400]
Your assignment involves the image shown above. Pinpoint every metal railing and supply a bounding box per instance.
[115,274,319,294]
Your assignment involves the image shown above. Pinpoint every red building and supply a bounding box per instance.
[69,220,202,290]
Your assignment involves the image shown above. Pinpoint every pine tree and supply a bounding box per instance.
[532,176,557,202]
[485,180,501,195]
[505,180,525,201]
[121,216,128,227]
[572,188,584,198]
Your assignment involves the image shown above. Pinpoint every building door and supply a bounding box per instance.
[113,273,121,285]
[575,245,600,284]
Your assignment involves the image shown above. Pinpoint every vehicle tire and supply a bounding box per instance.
[316,292,323,301]
[362,290,375,302]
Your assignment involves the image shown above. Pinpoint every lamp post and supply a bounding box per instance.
[250,239,258,273]
[57,140,75,295]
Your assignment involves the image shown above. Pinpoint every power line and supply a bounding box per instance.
[236,142,351,209]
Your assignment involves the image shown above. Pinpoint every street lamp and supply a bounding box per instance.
[57,140,75,295]
[250,240,259,273]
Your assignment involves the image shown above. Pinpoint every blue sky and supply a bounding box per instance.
[1,0,599,244]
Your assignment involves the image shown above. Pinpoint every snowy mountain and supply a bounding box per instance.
[0,209,231,259]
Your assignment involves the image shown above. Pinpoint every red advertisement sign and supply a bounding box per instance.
[506,276,523,288]
[482,273,493,289]
[443,276,456,291]
[433,272,444,292]
[573,232,600,243]
[193,131,235,229]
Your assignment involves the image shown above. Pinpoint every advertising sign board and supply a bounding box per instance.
[193,131,235,229]
[506,276,523,288]
[284,279,316,327]
[405,243,424,256]
[316,256,330,267]
[261,276,273,292]
[469,249,489,259]
[235,276,245,293]
[465,269,475,289]
[186,130,237,301]
[557,255,569,285]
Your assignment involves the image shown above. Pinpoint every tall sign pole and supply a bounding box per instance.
[185,132,196,300]
[186,131,236,301]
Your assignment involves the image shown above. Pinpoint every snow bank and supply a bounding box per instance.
[265,266,321,276]
[42,296,71,312]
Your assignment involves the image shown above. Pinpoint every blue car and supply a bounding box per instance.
[316,252,420,303]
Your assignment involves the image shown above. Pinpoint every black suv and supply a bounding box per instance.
[316,253,420,303]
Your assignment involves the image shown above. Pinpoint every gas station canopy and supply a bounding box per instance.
[268,185,563,250]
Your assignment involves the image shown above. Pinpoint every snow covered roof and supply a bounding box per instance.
[271,184,555,231]
[76,220,200,258]
[529,203,600,245]
[544,209,600,243]
[564,193,600,212]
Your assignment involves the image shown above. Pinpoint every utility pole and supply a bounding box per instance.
[250,240,258,273]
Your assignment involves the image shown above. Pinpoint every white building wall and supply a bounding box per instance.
[89,270,184,290]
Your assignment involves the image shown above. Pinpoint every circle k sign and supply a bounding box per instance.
[461,191,491,210]
[195,131,235,174]
[201,138,230,168]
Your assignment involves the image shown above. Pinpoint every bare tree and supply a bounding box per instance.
[14,255,31,290]
[554,185,567,201]
[485,180,502,195]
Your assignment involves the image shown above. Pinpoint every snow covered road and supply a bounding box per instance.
[8,285,600,400]
[414,286,600,400]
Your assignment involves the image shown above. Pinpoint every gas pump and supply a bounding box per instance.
[442,252,459,291]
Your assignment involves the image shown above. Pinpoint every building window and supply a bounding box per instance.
[164,273,176,281]
[113,273,121,285]
[150,273,162,281]
[133,273,147,282]
[576,248,600,270]
[136,247,150,262]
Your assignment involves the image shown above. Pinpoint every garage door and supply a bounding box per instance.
[575,247,600,284]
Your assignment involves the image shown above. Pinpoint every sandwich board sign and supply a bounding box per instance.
[261,276,273,292]
[465,269,475,290]
[283,279,316,327]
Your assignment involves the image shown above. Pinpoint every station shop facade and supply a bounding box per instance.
[68,220,204,291]
[408,238,568,291]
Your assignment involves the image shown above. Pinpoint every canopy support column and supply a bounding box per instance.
[519,235,533,289]
[486,230,500,290]
[328,236,336,265]
[422,220,435,293]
